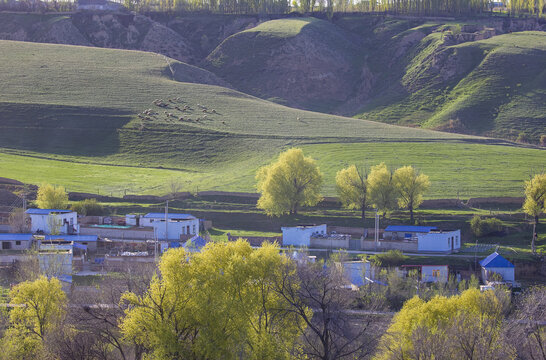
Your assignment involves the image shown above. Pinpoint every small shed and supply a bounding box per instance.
[281,224,326,247]
[479,252,515,283]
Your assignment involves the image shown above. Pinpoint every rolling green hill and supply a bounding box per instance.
[0,40,544,198]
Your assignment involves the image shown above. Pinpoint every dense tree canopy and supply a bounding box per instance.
[375,288,513,360]
[367,162,397,219]
[1,276,67,359]
[336,165,369,220]
[120,240,307,359]
[256,148,323,216]
[392,166,430,223]
[36,183,68,210]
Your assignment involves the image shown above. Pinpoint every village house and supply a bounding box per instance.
[480,252,515,283]
[368,225,461,253]
[401,265,449,283]
[26,208,79,235]
[141,213,199,241]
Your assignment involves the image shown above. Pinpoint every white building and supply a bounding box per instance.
[26,209,79,235]
[417,230,461,253]
[281,224,327,247]
[480,252,515,283]
[141,213,199,241]
[402,265,449,283]
[383,225,460,253]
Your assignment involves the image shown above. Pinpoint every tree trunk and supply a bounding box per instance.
[361,207,366,221]
[409,205,414,224]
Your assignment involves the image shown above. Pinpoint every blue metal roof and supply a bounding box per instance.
[42,235,98,242]
[479,252,514,268]
[26,209,72,215]
[0,233,33,241]
[143,213,196,220]
[184,235,207,249]
[384,225,437,233]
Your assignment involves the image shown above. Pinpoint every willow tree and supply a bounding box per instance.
[368,163,397,219]
[523,173,546,253]
[393,166,430,223]
[256,148,323,216]
[121,240,307,359]
[336,165,369,221]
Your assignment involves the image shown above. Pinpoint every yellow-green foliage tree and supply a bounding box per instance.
[524,173,546,227]
[120,240,307,359]
[375,288,514,360]
[367,163,397,219]
[1,276,67,359]
[36,183,68,210]
[256,148,322,216]
[393,166,430,223]
[523,173,546,253]
[336,165,369,220]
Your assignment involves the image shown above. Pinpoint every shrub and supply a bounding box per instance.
[470,215,503,237]
[540,135,546,147]
[369,250,407,267]
[71,199,104,216]
[516,132,530,143]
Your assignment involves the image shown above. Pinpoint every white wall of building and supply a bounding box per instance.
[417,230,461,252]
[151,219,199,240]
[30,212,79,235]
[421,265,448,282]
[282,224,327,247]
[481,267,515,282]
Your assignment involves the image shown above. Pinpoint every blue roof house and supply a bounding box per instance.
[479,252,515,283]
[26,209,79,235]
[183,235,208,252]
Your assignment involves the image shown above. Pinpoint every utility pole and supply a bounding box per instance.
[165,200,169,242]
[374,209,379,251]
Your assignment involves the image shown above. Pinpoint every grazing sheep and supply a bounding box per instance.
[221,121,226,125]
[211,109,217,114]
[179,117,184,121]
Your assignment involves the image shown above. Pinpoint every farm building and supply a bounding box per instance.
[480,252,515,283]
[281,224,326,247]
[401,265,449,283]
[26,208,79,235]
[0,233,34,251]
[383,225,461,253]
[141,213,199,241]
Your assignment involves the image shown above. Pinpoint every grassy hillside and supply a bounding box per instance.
[204,17,363,111]
[0,40,544,197]
[346,24,546,141]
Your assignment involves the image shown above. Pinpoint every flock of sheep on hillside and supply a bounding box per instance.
[136,97,224,130]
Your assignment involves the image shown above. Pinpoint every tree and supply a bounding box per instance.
[336,165,369,220]
[367,163,397,219]
[375,288,514,360]
[71,198,104,216]
[256,148,323,216]
[523,173,546,253]
[393,166,430,223]
[506,286,546,360]
[2,276,67,359]
[120,240,306,359]
[274,259,383,359]
[9,207,29,233]
[36,183,68,209]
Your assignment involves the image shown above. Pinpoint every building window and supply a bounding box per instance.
[15,241,21,246]
[192,225,196,234]
[432,270,440,277]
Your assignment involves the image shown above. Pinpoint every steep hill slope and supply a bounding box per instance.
[204,18,366,111]
[0,40,544,197]
[354,27,546,141]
